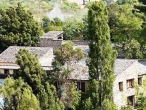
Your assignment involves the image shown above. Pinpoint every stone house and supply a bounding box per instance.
[69,58,146,109]
[113,59,146,109]
[40,31,146,109]
[40,31,89,51]
[40,31,63,50]
[0,46,54,78]
[1,31,146,109]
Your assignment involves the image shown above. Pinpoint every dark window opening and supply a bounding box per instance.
[119,82,123,91]
[127,95,135,106]
[77,82,85,92]
[4,69,9,74]
[55,81,62,90]
[58,36,62,39]
[138,77,142,85]
[83,0,85,5]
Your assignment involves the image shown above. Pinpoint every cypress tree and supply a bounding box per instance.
[87,1,117,109]
[14,49,64,110]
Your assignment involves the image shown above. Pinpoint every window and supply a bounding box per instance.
[4,69,9,74]
[138,77,142,85]
[77,82,85,92]
[119,82,123,91]
[127,95,135,106]
[58,36,62,39]
[127,79,134,88]
[83,0,85,5]
[55,81,62,90]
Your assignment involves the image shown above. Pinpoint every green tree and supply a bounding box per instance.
[0,4,42,51]
[14,49,64,110]
[63,18,83,40]
[122,39,143,59]
[42,16,51,32]
[121,105,134,110]
[136,96,146,110]
[134,0,146,58]
[108,3,143,59]
[53,41,84,66]
[1,77,41,110]
[82,97,94,110]
[82,15,88,40]
[108,4,142,42]
[117,0,138,5]
[0,0,54,22]
[103,0,115,5]
[61,1,80,12]
[82,79,99,110]
[42,16,63,32]
[51,41,84,109]
[86,1,117,109]
[48,17,63,31]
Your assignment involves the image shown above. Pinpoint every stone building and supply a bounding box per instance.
[113,59,146,109]
[69,58,146,109]
[40,31,63,50]
[1,31,146,109]
[0,46,54,78]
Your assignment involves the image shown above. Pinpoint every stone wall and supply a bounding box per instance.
[40,38,62,50]
[113,61,138,109]
[0,69,13,74]
[0,69,4,74]
[72,40,89,45]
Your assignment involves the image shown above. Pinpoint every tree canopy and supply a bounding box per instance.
[13,49,64,110]
[0,4,42,51]
[1,77,41,110]
[51,41,84,109]
[85,1,117,109]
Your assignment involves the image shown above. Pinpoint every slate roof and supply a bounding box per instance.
[0,46,53,63]
[138,60,146,75]
[114,59,136,75]
[40,31,63,40]
[68,59,89,80]
[69,59,138,80]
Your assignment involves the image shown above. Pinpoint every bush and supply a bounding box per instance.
[61,1,80,12]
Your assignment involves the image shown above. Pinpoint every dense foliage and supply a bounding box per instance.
[13,49,64,110]
[63,18,83,40]
[1,77,41,110]
[42,16,63,32]
[0,0,54,21]
[51,41,84,109]
[60,0,80,12]
[0,4,42,51]
[2,0,146,110]
[84,1,117,109]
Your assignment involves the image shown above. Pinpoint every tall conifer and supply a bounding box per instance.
[14,49,64,110]
[87,1,117,109]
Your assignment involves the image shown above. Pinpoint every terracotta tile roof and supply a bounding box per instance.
[0,46,53,63]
